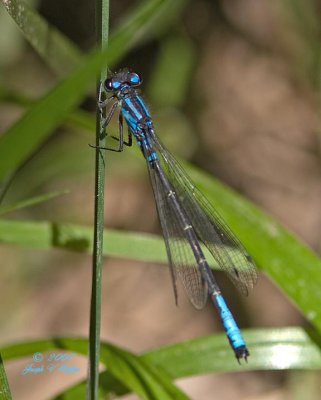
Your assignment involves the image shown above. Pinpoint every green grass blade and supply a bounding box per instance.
[0,329,317,368]
[1,0,186,77]
[0,353,12,400]
[2,338,189,400]
[0,219,168,263]
[1,0,82,75]
[87,0,109,398]
[99,344,189,400]
[143,327,321,374]
[0,0,173,184]
[1,87,96,134]
[2,328,321,398]
[0,47,106,183]
[0,190,68,216]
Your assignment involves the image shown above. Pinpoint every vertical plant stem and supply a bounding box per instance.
[88,0,109,398]
[0,353,12,400]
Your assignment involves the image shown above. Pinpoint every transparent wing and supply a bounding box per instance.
[149,131,258,296]
[146,159,208,310]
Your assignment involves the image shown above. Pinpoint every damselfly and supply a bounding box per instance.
[97,69,258,362]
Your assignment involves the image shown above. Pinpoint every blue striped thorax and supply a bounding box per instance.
[104,69,155,157]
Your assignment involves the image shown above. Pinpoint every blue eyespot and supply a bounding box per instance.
[105,78,121,91]
[129,73,141,86]
[112,80,121,89]
[105,71,141,92]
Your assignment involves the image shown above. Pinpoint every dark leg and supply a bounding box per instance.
[90,82,124,152]
[125,127,133,147]
[90,108,126,153]
[100,101,118,130]
[98,95,114,112]
[110,111,124,152]
[110,114,133,148]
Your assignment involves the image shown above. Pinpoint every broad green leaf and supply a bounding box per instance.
[0,190,68,216]
[2,328,321,398]
[1,0,81,75]
[2,338,189,400]
[143,327,321,374]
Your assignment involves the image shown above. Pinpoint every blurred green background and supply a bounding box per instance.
[1,0,321,399]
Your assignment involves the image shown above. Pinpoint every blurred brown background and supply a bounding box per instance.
[1,0,321,399]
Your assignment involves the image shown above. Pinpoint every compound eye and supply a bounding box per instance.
[129,72,141,86]
[104,78,113,91]
[112,79,121,90]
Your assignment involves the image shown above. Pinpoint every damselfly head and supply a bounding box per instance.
[104,69,142,92]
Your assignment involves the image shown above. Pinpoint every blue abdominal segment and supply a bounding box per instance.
[147,152,157,161]
[213,294,247,352]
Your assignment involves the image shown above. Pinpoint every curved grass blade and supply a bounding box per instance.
[1,0,187,77]
[99,344,189,400]
[0,190,68,216]
[0,219,168,262]
[1,0,81,75]
[0,0,174,184]
[2,338,189,400]
[0,45,106,183]
[2,328,321,398]
[143,327,321,375]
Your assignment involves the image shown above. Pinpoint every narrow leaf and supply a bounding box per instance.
[2,338,189,400]
[0,190,68,216]
[1,0,82,75]
[2,328,321,398]
[0,219,168,263]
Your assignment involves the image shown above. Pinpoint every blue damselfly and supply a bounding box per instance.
[97,69,258,362]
